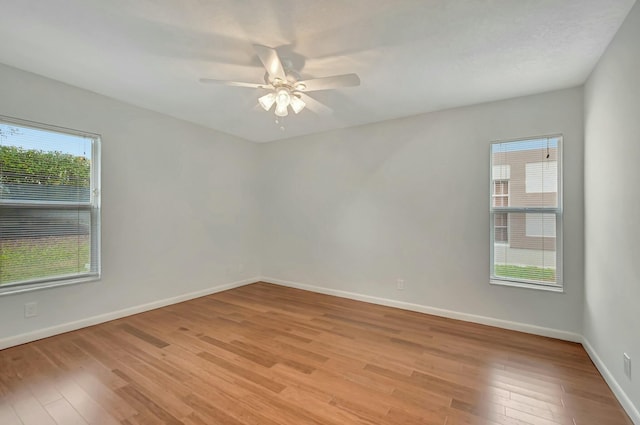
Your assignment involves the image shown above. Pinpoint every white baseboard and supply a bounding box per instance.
[582,338,640,425]
[259,276,582,342]
[0,277,259,350]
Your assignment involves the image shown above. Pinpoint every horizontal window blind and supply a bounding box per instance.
[490,136,562,288]
[0,118,100,290]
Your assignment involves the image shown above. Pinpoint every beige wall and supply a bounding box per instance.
[584,1,640,420]
[258,87,584,336]
[0,63,262,344]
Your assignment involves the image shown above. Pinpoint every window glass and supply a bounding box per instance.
[490,136,561,289]
[0,118,100,292]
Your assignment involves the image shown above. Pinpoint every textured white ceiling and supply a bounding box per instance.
[0,0,635,142]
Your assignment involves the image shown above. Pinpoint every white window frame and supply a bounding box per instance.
[0,116,101,295]
[489,135,563,292]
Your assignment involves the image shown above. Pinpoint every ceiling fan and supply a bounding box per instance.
[200,44,360,117]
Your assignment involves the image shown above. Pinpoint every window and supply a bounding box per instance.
[490,136,562,290]
[525,213,556,237]
[0,116,100,294]
[492,180,509,243]
[494,212,509,243]
[526,162,558,193]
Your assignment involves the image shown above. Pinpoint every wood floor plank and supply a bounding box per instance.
[0,282,632,425]
[44,397,89,425]
[0,400,23,425]
[9,388,57,425]
[55,374,125,425]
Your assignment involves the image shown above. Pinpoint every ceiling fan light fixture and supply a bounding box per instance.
[274,102,289,117]
[275,88,291,107]
[274,88,291,117]
[258,92,276,111]
[290,95,306,114]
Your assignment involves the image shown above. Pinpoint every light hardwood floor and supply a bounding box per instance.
[0,282,633,425]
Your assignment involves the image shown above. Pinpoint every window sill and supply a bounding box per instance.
[490,278,564,293]
[0,275,101,297]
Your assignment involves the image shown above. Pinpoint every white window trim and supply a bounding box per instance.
[0,115,101,296]
[489,135,563,292]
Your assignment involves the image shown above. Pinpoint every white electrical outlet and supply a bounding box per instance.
[623,353,631,379]
[396,279,405,290]
[24,302,38,318]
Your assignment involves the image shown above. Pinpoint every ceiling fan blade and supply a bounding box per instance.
[199,78,270,89]
[296,73,360,92]
[253,44,287,82]
[298,93,333,115]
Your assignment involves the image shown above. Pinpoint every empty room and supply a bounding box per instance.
[0,1,639,424]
